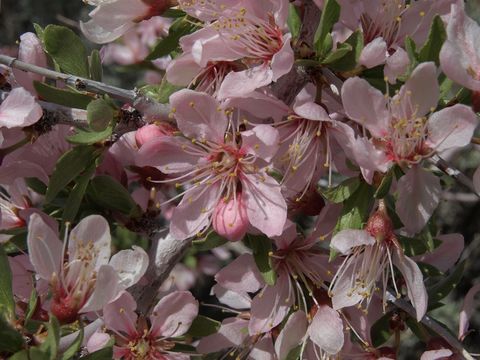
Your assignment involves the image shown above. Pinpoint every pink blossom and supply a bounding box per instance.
[440,1,480,92]
[338,0,453,81]
[329,204,428,321]
[275,83,356,200]
[342,62,477,232]
[27,214,149,323]
[13,32,48,94]
[136,89,287,239]
[81,0,173,44]
[0,87,43,129]
[171,0,293,98]
[95,290,198,359]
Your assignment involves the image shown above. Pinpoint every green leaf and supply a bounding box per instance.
[0,316,25,353]
[33,23,45,42]
[193,232,228,251]
[43,25,89,77]
[162,8,187,17]
[287,3,302,38]
[0,245,15,320]
[418,15,446,65]
[323,30,364,72]
[322,177,360,203]
[34,81,93,109]
[245,235,276,286]
[25,288,38,323]
[139,76,183,104]
[82,345,114,360]
[25,177,47,195]
[370,311,393,347]
[60,328,84,360]
[28,348,50,360]
[89,49,103,81]
[285,345,302,360]
[39,316,60,360]
[321,43,352,65]
[428,260,465,305]
[314,0,340,58]
[63,163,96,223]
[87,98,115,132]
[399,235,440,257]
[67,123,113,145]
[187,315,221,337]
[146,17,197,60]
[9,350,29,360]
[334,180,374,232]
[46,145,100,203]
[374,170,393,199]
[417,262,443,278]
[88,176,141,217]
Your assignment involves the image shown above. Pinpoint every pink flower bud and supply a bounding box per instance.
[365,208,394,243]
[135,123,173,147]
[212,195,248,242]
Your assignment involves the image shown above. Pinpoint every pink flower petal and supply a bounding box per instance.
[170,182,222,240]
[341,77,389,138]
[330,230,375,255]
[415,234,464,273]
[213,284,252,309]
[170,89,228,143]
[241,173,287,237]
[271,33,294,81]
[241,125,279,162]
[249,334,275,360]
[218,65,274,99]
[359,37,387,69]
[307,305,344,355]
[396,166,441,234]
[80,265,119,313]
[249,271,293,335]
[27,213,62,281]
[0,87,43,128]
[13,32,47,93]
[275,311,308,360]
[103,291,138,337]
[150,291,199,338]
[393,251,428,321]
[420,349,453,360]
[196,317,249,354]
[109,246,149,290]
[384,47,409,84]
[68,215,111,269]
[215,253,264,293]
[459,283,480,341]
[426,104,477,154]
[293,83,331,121]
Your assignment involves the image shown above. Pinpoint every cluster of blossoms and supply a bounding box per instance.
[2,0,480,359]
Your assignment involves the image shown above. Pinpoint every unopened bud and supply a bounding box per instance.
[212,193,248,242]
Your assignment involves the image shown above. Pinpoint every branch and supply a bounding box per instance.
[0,55,171,118]
[431,155,480,198]
[129,230,192,314]
[387,292,475,360]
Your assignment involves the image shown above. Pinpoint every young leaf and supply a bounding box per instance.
[45,145,100,203]
[187,315,221,337]
[287,3,302,38]
[314,0,340,58]
[67,123,113,145]
[370,311,394,347]
[89,49,103,81]
[43,25,89,77]
[322,177,360,203]
[39,316,60,360]
[245,234,276,286]
[62,163,96,223]
[33,81,93,109]
[0,316,25,353]
[60,328,84,360]
[0,245,15,320]
[139,76,183,104]
[418,15,446,65]
[334,180,375,232]
[146,17,197,60]
[193,232,228,251]
[87,98,115,132]
[88,176,141,217]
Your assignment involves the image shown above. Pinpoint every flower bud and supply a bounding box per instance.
[135,123,172,147]
[365,207,394,243]
[212,195,248,242]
